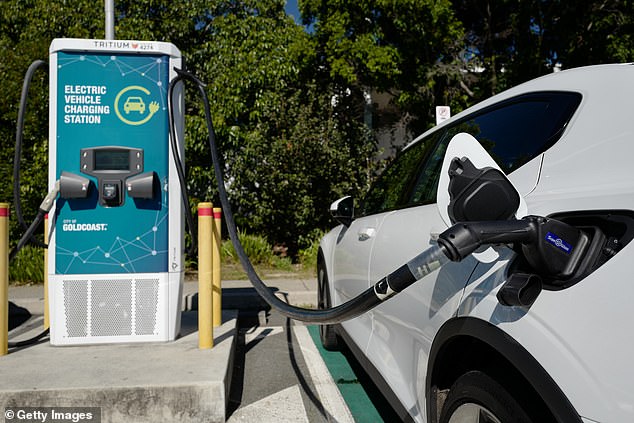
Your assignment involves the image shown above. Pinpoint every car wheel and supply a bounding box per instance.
[439,371,532,423]
[317,260,338,350]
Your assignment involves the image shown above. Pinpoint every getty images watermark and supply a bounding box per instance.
[4,407,100,423]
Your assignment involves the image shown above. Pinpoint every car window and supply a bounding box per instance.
[407,91,581,206]
[407,131,451,206]
[361,131,441,216]
[360,91,581,216]
[446,92,581,173]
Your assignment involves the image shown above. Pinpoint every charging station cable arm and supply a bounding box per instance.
[167,73,197,256]
[7,60,51,349]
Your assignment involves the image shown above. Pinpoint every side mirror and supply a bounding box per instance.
[330,196,354,227]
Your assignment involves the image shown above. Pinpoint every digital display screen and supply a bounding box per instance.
[94,150,130,171]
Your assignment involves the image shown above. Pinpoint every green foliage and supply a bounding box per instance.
[222,231,271,265]
[9,245,44,284]
[297,229,324,272]
[221,230,292,270]
[182,2,376,254]
[454,0,634,97]
[300,0,467,134]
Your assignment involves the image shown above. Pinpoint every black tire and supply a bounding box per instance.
[439,371,533,423]
[317,260,339,350]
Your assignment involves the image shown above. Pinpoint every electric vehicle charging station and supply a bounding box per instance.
[47,38,184,345]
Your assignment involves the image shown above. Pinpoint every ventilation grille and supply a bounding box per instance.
[64,280,88,337]
[135,279,160,335]
[62,277,160,338]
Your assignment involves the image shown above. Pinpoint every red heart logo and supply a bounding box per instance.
[132,43,139,49]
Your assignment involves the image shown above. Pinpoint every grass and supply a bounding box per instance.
[217,230,319,280]
[9,245,44,285]
[219,261,314,281]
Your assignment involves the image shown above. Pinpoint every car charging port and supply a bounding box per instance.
[509,211,634,290]
[438,215,600,306]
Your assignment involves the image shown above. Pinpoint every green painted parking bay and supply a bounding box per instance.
[307,325,400,422]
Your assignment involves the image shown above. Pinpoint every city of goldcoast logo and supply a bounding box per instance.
[62,222,108,232]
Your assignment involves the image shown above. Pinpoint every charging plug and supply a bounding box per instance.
[520,216,590,280]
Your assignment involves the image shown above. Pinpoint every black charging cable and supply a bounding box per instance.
[167,69,454,324]
[8,60,51,348]
[14,59,48,249]
[7,181,60,347]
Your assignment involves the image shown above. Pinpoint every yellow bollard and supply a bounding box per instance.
[44,214,49,329]
[198,203,213,349]
[212,208,222,327]
[0,203,9,356]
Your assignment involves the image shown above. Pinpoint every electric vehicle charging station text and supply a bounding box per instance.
[47,39,184,345]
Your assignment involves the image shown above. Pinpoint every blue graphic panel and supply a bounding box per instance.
[55,52,170,274]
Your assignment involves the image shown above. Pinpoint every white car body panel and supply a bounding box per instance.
[365,206,478,420]
[333,212,387,351]
[460,243,634,422]
[320,63,634,422]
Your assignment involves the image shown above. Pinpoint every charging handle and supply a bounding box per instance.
[437,216,592,307]
[59,171,90,200]
[126,171,158,199]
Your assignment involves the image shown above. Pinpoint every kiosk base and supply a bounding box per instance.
[48,272,183,345]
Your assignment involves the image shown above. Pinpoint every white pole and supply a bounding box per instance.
[105,0,115,40]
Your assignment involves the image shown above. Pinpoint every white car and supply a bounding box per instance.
[318,63,634,423]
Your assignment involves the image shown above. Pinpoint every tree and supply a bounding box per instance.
[454,0,634,100]
[299,0,467,136]
[0,1,103,244]
[185,1,375,252]
[550,0,634,68]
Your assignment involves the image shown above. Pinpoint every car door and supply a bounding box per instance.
[363,130,479,419]
[331,132,439,352]
[330,211,386,349]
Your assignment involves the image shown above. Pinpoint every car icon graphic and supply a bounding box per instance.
[123,96,146,114]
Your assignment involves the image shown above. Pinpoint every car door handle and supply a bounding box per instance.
[358,227,376,241]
